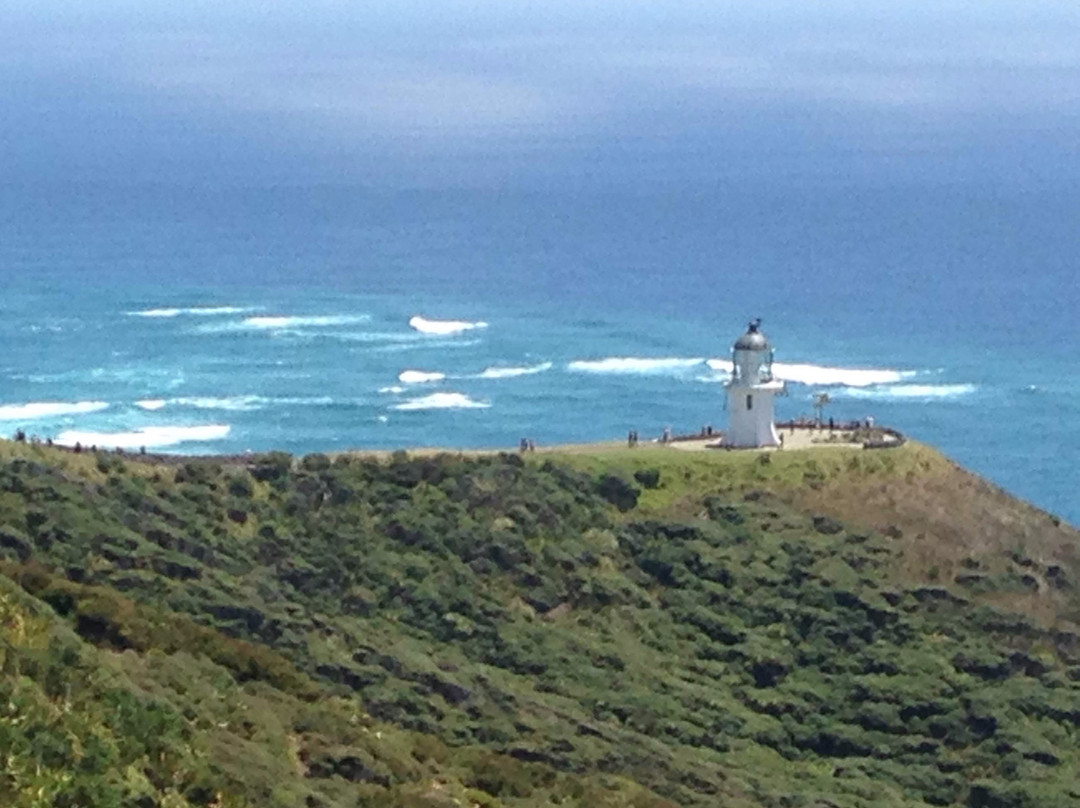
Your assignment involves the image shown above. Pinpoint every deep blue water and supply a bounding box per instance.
[1,182,1077,524]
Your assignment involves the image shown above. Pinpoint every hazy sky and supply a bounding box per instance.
[4,1,1079,188]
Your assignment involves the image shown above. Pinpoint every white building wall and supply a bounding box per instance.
[725,384,781,447]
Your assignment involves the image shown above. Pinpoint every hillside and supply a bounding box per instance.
[0,438,1078,807]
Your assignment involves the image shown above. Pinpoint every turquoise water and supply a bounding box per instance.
[1,182,1077,524]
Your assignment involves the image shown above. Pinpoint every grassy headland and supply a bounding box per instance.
[0,437,1077,807]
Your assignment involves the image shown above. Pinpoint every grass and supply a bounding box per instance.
[544,440,1080,628]
[540,440,929,515]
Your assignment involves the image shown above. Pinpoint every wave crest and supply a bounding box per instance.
[774,363,914,387]
[55,424,231,450]
[478,362,552,379]
[398,370,446,384]
[705,359,914,388]
[137,396,336,412]
[0,401,109,421]
[392,392,490,411]
[569,357,704,375]
[835,384,977,400]
[195,314,370,334]
[130,306,249,318]
[241,315,370,330]
[409,315,488,335]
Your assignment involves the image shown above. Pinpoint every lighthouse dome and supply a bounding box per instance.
[733,320,770,351]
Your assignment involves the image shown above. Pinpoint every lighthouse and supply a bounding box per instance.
[724,319,785,448]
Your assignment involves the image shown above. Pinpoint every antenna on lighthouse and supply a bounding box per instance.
[813,393,831,426]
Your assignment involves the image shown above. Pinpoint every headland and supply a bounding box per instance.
[0,434,1076,807]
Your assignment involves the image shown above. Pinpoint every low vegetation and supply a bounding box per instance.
[0,438,1077,806]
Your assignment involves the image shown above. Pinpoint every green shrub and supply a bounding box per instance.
[596,474,640,512]
[633,468,661,489]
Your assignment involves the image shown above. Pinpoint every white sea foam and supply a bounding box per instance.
[134,396,263,412]
[477,362,552,379]
[0,401,109,421]
[56,425,231,450]
[379,386,405,394]
[194,314,370,334]
[371,338,483,354]
[132,308,182,318]
[398,370,446,384]
[392,392,490,411]
[704,358,914,388]
[137,396,336,412]
[568,357,705,375]
[774,363,914,387]
[331,331,426,344]
[241,315,370,330]
[172,396,266,411]
[130,306,249,318]
[276,396,337,406]
[835,384,977,400]
[408,315,488,336]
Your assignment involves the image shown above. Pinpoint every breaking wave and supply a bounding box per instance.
[394,363,552,384]
[408,315,488,336]
[774,363,915,387]
[704,359,915,388]
[168,396,265,411]
[370,338,482,354]
[56,424,231,450]
[137,396,335,412]
[834,384,977,400]
[129,306,250,318]
[392,392,490,411]
[477,362,552,379]
[0,401,109,421]
[327,331,426,344]
[568,357,705,375]
[194,314,370,334]
[398,370,446,384]
[241,315,370,330]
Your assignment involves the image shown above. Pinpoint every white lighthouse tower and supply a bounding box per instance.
[724,319,785,448]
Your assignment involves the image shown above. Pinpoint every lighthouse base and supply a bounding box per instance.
[723,421,781,449]
[724,384,783,448]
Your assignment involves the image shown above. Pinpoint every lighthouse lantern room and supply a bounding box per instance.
[724,319,785,448]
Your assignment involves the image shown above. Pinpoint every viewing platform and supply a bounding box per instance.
[666,421,905,452]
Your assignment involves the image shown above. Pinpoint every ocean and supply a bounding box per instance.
[1,181,1077,524]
